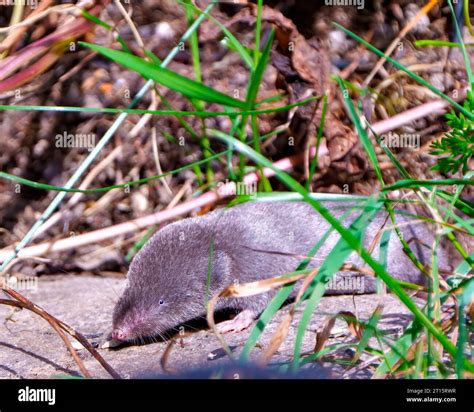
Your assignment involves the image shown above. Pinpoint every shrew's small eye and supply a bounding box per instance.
[159,299,164,305]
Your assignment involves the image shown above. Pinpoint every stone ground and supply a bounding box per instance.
[0,275,415,379]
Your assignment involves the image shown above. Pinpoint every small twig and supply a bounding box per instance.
[0,286,121,379]
[113,0,145,50]
[151,120,173,197]
[343,354,380,378]
[159,329,197,375]
[259,268,319,365]
[0,0,53,54]
[0,2,94,35]
[362,0,439,87]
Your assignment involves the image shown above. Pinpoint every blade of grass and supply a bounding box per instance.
[209,130,474,372]
[0,149,228,193]
[338,75,432,276]
[415,39,474,48]
[456,278,474,378]
[80,42,247,109]
[383,178,474,192]
[465,0,474,36]
[256,93,286,106]
[238,192,369,203]
[251,114,272,192]
[237,29,275,186]
[436,190,474,217]
[448,0,474,87]
[351,305,384,365]
[254,0,263,66]
[306,93,327,190]
[246,30,274,109]
[0,97,316,117]
[0,3,216,272]
[81,9,131,53]
[293,197,383,368]
[183,0,213,184]
[182,0,253,69]
[336,76,383,183]
[333,22,474,120]
[376,227,392,294]
[184,0,202,83]
[125,226,156,262]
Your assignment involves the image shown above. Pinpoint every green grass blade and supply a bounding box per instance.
[436,190,474,217]
[415,39,470,48]
[179,0,254,69]
[144,49,162,65]
[0,150,228,193]
[209,129,474,372]
[292,197,383,368]
[254,0,263,66]
[0,97,316,118]
[80,42,247,109]
[448,0,474,87]
[383,178,474,192]
[306,93,328,190]
[256,93,286,106]
[246,30,275,109]
[465,0,474,36]
[184,0,202,83]
[336,76,383,183]
[377,226,392,294]
[240,192,369,203]
[81,9,112,30]
[352,305,383,365]
[237,29,275,183]
[81,10,131,53]
[333,22,474,120]
[125,226,156,262]
[240,207,356,360]
[374,321,422,377]
[368,123,412,180]
[456,278,473,378]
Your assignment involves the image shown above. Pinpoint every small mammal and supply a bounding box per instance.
[112,201,456,342]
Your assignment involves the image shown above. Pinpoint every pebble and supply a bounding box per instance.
[156,22,175,40]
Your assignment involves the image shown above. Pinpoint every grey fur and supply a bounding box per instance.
[112,201,455,341]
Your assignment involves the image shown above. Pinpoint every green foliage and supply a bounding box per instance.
[80,42,247,109]
[431,91,474,175]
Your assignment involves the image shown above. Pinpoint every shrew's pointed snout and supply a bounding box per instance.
[111,328,130,341]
